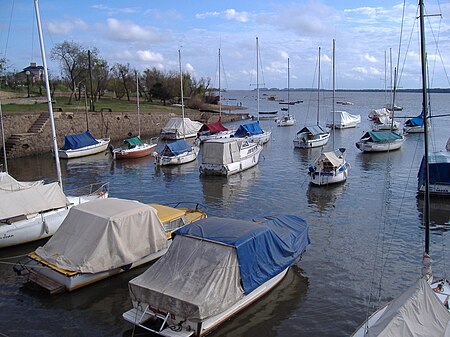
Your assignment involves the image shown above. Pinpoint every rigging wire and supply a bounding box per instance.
[2,0,15,59]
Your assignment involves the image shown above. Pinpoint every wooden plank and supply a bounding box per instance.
[28,270,65,294]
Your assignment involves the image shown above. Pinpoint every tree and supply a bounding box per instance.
[111,63,133,101]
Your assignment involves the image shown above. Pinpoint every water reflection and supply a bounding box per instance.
[306,183,346,213]
[416,194,450,228]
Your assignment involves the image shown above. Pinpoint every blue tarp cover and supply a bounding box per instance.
[234,122,263,137]
[175,215,310,294]
[62,130,98,150]
[297,125,328,136]
[405,113,424,127]
[418,152,450,186]
[362,131,403,142]
[161,140,191,156]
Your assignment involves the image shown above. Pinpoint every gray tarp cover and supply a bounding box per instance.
[129,235,243,321]
[367,278,450,337]
[201,138,241,164]
[161,118,202,135]
[0,173,69,220]
[35,198,167,273]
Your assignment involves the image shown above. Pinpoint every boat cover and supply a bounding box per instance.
[161,118,202,135]
[297,125,328,136]
[201,138,241,164]
[35,198,167,273]
[199,119,228,134]
[405,113,424,127]
[0,172,43,191]
[0,181,69,221]
[369,108,391,119]
[366,278,450,337]
[161,140,191,157]
[124,136,144,147]
[327,111,361,126]
[362,131,403,142]
[418,152,450,186]
[128,215,310,321]
[315,152,344,168]
[234,122,263,137]
[62,130,98,150]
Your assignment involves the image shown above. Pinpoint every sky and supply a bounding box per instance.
[1,0,449,90]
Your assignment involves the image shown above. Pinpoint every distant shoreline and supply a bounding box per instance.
[250,88,450,93]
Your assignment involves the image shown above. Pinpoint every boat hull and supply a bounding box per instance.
[309,163,350,186]
[160,132,198,140]
[113,143,157,160]
[355,138,404,152]
[293,132,330,148]
[156,147,199,166]
[248,131,271,144]
[58,138,110,159]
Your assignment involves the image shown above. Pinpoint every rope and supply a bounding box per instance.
[2,0,15,58]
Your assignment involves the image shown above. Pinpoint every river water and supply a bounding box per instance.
[1,90,449,337]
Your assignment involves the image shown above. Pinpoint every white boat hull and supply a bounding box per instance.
[326,122,359,129]
[309,163,350,186]
[160,132,198,140]
[0,192,108,248]
[248,130,271,144]
[277,116,296,127]
[355,138,404,152]
[418,183,450,196]
[293,132,330,148]
[156,147,199,166]
[58,138,110,159]
[404,125,425,133]
[196,130,235,143]
[123,267,289,337]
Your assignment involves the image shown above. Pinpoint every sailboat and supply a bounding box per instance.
[235,37,271,144]
[404,112,428,134]
[293,47,330,148]
[0,0,108,248]
[155,50,200,166]
[308,40,350,186]
[352,1,450,335]
[277,58,296,127]
[112,71,158,159]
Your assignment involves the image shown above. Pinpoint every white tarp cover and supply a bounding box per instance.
[317,152,344,168]
[369,108,391,119]
[202,139,241,165]
[0,172,43,191]
[0,179,69,221]
[129,235,243,321]
[35,198,167,273]
[327,111,361,126]
[367,278,450,337]
[161,118,202,136]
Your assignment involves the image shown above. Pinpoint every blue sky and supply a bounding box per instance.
[1,0,449,90]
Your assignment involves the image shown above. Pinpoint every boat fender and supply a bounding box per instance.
[308,166,316,173]
[43,219,49,234]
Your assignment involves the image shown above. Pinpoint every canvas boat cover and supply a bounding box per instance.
[0,178,69,221]
[0,172,43,191]
[369,108,390,119]
[201,138,241,164]
[62,130,98,150]
[199,119,228,134]
[405,113,425,127]
[35,198,167,273]
[362,131,403,142]
[297,125,328,136]
[161,140,191,157]
[315,152,344,168]
[161,118,202,135]
[124,136,144,147]
[128,215,310,321]
[327,111,361,125]
[418,152,450,186]
[366,278,450,337]
[234,122,263,137]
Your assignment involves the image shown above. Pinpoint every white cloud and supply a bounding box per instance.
[365,53,377,63]
[136,50,164,62]
[92,5,137,16]
[185,63,195,73]
[352,66,381,76]
[101,18,168,43]
[196,9,251,23]
[47,18,88,35]
[280,51,289,60]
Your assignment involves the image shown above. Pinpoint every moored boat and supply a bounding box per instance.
[154,139,199,166]
[13,198,206,293]
[326,110,361,129]
[112,136,158,160]
[234,121,271,144]
[417,151,450,196]
[199,138,262,176]
[196,118,235,143]
[160,117,203,140]
[123,215,310,336]
[58,131,110,159]
[308,149,350,186]
[355,131,405,152]
[404,112,427,133]
[293,125,330,148]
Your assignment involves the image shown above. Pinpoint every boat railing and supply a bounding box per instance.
[165,201,206,212]
[65,182,109,198]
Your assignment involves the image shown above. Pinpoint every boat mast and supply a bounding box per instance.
[332,40,336,147]
[136,71,141,138]
[317,47,321,126]
[287,58,290,117]
[218,48,222,117]
[178,49,186,140]
[34,0,62,187]
[418,0,430,254]
[0,102,7,172]
[256,37,260,121]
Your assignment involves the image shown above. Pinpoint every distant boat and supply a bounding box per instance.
[404,112,427,133]
[336,101,353,105]
[277,58,296,127]
[196,118,235,143]
[123,215,310,337]
[258,110,278,115]
[160,117,203,140]
[326,110,361,129]
[58,131,110,159]
[355,130,405,152]
[234,121,271,144]
[385,103,403,111]
[199,138,262,176]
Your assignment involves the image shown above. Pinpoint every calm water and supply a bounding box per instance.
[1,90,449,337]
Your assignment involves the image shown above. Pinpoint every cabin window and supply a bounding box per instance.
[163,217,186,232]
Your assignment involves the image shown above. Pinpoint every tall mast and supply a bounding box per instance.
[287,58,290,117]
[218,48,222,117]
[136,71,141,138]
[418,0,430,254]
[256,37,260,120]
[0,102,7,172]
[178,49,186,140]
[317,47,321,126]
[34,0,62,187]
[332,39,336,147]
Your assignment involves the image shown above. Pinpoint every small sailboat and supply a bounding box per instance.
[112,72,158,159]
[58,131,110,159]
[352,1,450,334]
[308,40,350,186]
[277,58,296,127]
[404,112,427,134]
[293,47,330,148]
[155,50,200,166]
[123,215,310,336]
[355,130,404,152]
[326,111,361,129]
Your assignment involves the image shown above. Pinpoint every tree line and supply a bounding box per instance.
[0,41,217,109]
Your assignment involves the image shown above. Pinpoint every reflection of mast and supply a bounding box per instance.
[34,0,62,187]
